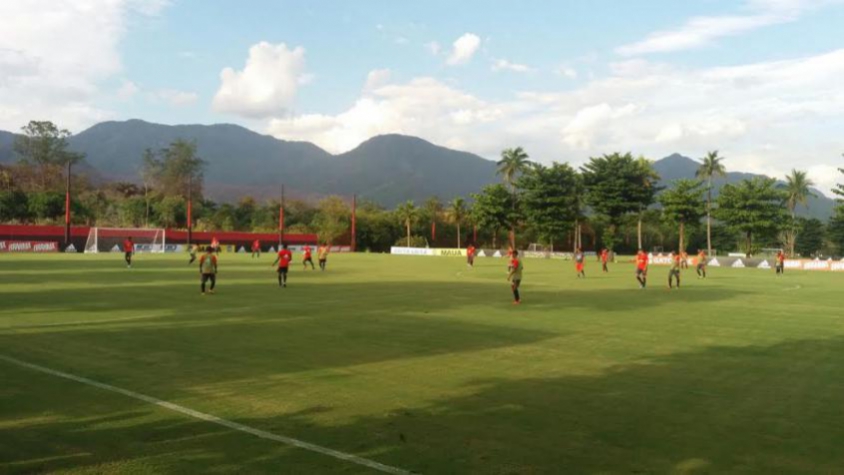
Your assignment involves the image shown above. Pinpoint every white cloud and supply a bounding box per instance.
[212,42,307,119]
[269,48,844,196]
[117,80,140,100]
[446,33,481,65]
[425,41,441,56]
[0,0,168,131]
[268,77,504,154]
[151,89,198,106]
[364,69,392,91]
[617,0,840,55]
[491,59,534,73]
[555,66,578,79]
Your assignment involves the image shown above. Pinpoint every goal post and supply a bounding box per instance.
[84,228,166,254]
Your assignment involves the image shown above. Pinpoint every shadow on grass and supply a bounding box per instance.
[3,337,844,474]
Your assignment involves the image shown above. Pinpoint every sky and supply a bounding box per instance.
[1,0,843,195]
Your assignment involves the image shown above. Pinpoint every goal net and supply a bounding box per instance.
[84,228,166,254]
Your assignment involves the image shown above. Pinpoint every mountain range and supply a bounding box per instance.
[0,120,836,219]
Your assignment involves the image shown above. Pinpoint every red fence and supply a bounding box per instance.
[0,225,318,252]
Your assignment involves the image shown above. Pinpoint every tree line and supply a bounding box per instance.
[2,120,843,256]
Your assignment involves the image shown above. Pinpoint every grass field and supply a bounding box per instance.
[1,252,843,474]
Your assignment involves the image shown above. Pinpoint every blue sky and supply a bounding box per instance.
[2,0,843,193]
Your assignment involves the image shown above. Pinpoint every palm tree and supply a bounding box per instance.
[396,200,418,247]
[696,151,727,255]
[496,147,530,247]
[784,169,816,257]
[446,197,466,248]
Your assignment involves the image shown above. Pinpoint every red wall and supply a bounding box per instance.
[0,225,317,251]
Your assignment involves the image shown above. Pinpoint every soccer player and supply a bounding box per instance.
[318,244,329,271]
[123,237,134,268]
[635,249,649,289]
[467,244,476,268]
[696,250,707,279]
[188,243,198,265]
[199,247,218,295]
[680,251,689,269]
[211,236,220,255]
[272,243,293,287]
[251,239,261,258]
[601,248,609,273]
[507,245,515,272]
[668,252,682,289]
[776,250,785,275]
[302,244,315,270]
[575,248,586,278]
[507,250,523,305]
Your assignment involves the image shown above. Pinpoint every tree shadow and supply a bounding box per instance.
[4,337,843,473]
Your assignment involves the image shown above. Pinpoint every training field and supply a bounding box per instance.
[1,253,843,474]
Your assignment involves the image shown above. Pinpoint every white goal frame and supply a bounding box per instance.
[84,227,166,254]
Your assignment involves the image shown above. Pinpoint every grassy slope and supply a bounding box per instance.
[1,253,843,474]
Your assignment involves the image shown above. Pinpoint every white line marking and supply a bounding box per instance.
[0,355,412,475]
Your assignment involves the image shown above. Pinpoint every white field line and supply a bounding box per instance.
[0,355,412,475]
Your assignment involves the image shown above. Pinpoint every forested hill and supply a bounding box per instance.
[654,154,835,221]
[63,120,499,207]
[0,120,837,218]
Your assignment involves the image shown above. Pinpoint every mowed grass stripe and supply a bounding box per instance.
[1,253,843,473]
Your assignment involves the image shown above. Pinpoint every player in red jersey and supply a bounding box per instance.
[199,247,218,295]
[776,250,785,275]
[272,243,293,287]
[210,236,220,255]
[507,250,523,305]
[251,239,261,258]
[635,249,649,289]
[601,248,609,273]
[123,237,134,268]
[467,244,476,268]
[302,245,315,270]
[574,248,586,278]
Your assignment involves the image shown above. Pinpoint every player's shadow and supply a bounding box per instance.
[4,336,844,474]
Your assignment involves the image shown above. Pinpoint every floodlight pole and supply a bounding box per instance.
[64,161,72,248]
[279,184,285,245]
[351,194,357,252]
[187,174,193,246]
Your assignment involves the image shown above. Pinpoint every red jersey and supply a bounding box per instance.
[252,240,260,251]
[467,246,475,257]
[211,237,220,248]
[636,252,649,270]
[777,252,785,264]
[303,246,312,259]
[277,250,292,268]
[601,250,608,263]
[123,240,133,253]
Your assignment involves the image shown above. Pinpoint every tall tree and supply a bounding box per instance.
[518,162,581,249]
[581,152,656,251]
[659,179,706,252]
[156,139,205,199]
[496,147,530,246]
[13,120,80,191]
[139,148,161,226]
[633,157,661,249]
[696,151,727,255]
[471,184,516,248]
[783,169,816,256]
[445,197,466,248]
[793,217,826,257]
[715,178,787,256]
[395,200,419,247]
[834,153,844,200]
[314,196,350,244]
[422,196,443,243]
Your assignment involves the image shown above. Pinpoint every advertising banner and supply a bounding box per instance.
[433,248,467,257]
[0,240,59,253]
[391,247,434,256]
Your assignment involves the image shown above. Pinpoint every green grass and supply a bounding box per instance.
[1,253,843,474]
